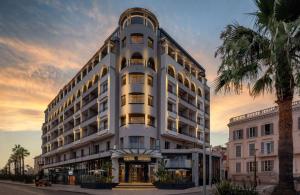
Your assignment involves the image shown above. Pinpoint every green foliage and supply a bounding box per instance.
[154,160,171,183]
[215,180,258,195]
[214,0,300,100]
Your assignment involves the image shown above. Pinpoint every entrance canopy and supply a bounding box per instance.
[111,149,162,159]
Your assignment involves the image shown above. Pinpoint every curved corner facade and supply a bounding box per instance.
[40,8,219,186]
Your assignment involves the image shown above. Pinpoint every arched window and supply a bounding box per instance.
[184,78,189,88]
[88,64,92,72]
[177,73,183,83]
[197,88,202,97]
[94,75,99,84]
[83,85,87,93]
[147,58,155,71]
[77,90,81,98]
[121,58,127,70]
[191,83,196,92]
[88,80,92,89]
[101,67,108,78]
[131,52,143,65]
[72,95,75,102]
[168,65,175,78]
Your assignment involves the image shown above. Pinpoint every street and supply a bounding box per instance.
[0,182,88,195]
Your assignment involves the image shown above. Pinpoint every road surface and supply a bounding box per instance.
[0,182,87,195]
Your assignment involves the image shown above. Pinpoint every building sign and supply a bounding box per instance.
[137,155,151,162]
[123,155,151,162]
[124,155,135,161]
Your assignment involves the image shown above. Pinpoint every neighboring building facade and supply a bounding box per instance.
[33,155,44,175]
[41,7,219,186]
[228,101,300,184]
[213,145,228,180]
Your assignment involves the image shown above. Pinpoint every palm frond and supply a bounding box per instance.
[251,68,274,97]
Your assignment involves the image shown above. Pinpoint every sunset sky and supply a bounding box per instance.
[0,0,287,168]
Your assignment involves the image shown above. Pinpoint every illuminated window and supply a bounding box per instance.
[147,75,153,86]
[148,95,153,106]
[121,95,126,106]
[129,73,144,84]
[121,75,126,86]
[129,114,145,124]
[121,58,127,70]
[147,115,155,126]
[148,37,153,48]
[120,116,126,126]
[130,52,143,65]
[129,93,144,104]
[130,33,144,44]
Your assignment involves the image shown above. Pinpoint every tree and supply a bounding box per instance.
[19,147,30,175]
[214,0,300,194]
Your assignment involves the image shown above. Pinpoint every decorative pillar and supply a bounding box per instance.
[192,152,199,186]
[112,158,119,183]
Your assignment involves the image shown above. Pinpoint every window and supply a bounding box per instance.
[261,123,273,136]
[261,141,274,154]
[120,116,126,126]
[167,101,174,112]
[147,75,153,86]
[121,37,126,48]
[121,58,127,70]
[148,95,153,106]
[233,129,243,140]
[120,138,124,149]
[147,115,155,126]
[94,144,99,154]
[131,16,144,24]
[129,73,144,84]
[148,37,153,48]
[298,118,300,130]
[100,100,108,112]
[247,161,257,172]
[168,66,175,77]
[100,118,108,130]
[150,137,156,149]
[100,81,108,93]
[249,143,255,156]
[131,33,144,44]
[165,141,170,149]
[236,162,241,173]
[129,93,144,104]
[81,149,84,157]
[121,95,126,106]
[236,145,241,157]
[247,127,257,138]
[168,83,174,94]
[131,52,143,65]
[129,114,145,124]
[261,160,274,172]
[147,58,155,70]
[176,144,182,149]
[101,67,108,77]
[167,119,176,131]
[121,75,126,86]
[129,136,144,149]
[106,141,110,151]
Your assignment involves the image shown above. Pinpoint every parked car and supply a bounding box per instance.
[35,176,51,187]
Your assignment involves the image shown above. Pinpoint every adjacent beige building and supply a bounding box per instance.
[228,100,300,184]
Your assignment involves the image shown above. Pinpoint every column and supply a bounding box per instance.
[112,158,119,183]
[192,152,199,186]
[209,146,212,186]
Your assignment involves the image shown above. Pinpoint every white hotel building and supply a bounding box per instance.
[228,100,300,184]
[41,7,220,185]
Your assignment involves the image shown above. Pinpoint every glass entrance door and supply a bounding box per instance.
[127,163,149,183]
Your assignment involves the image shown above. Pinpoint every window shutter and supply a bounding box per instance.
[261,125,265,136]
[270,123,274,135]
[261,142,264,154]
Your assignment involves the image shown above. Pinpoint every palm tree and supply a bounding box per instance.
[12,144,22,175]
[19,147,30,175]
[214,0,300,194]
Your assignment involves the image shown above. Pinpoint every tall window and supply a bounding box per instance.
[129,93,144,104]
[168,66,175,77]
[130,33,144,44]
[261,123,274,136]
[247,161,257,172]
[247,127,257,138]
[167,119,176,131]
[261,160,274,172]
[129,136,144,149]
[233,129,243,140]
[100,81,108,93]
[120,116,126,126]
[167,101,174,112]
[147,58,155,70]
[120,138,124,149]
[121,58,127,70]
[147,115,155,126]
[121,37,126,48]
[121,75,126,86]
[148,37,154,48]
[236,162,241,173]
[165,141,170,149]
[249,143,255,156]
[121,95,126,106]
[100,118,108,130]
[147,75,153,86]
[129,114,145,124]
[261,141,274,154]
[236,145,241,157]
[150,137,156,149]
[148,95,153,106]
[100,100,108,112]
[129,73,144,84]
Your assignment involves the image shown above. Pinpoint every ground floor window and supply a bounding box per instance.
[261,160,274,172]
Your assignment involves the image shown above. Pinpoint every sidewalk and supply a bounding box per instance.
[0,180,214,195]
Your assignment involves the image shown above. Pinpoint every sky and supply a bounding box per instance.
[0,0,285,168]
